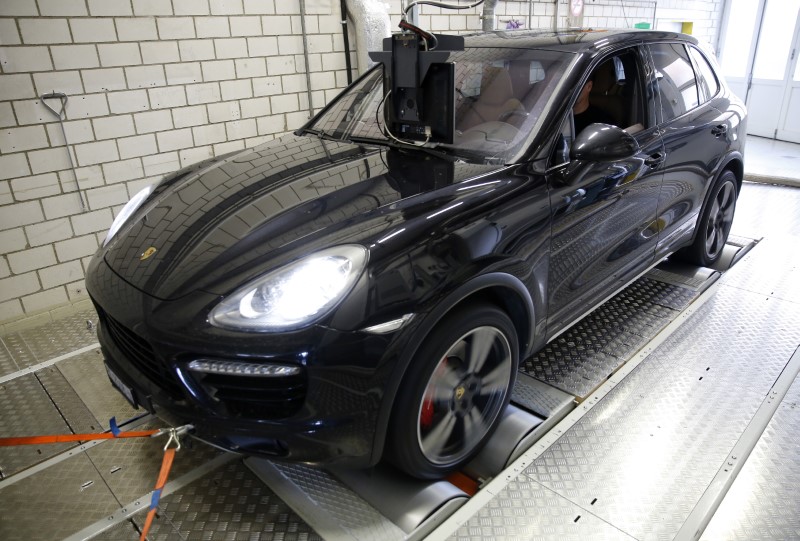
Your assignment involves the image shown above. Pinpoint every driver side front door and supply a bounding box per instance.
[545,46,665,336]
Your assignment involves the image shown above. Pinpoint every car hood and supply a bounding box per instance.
[103,134,501,300]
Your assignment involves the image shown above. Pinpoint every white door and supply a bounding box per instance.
[776,22,800,142]
[719,0,800,142]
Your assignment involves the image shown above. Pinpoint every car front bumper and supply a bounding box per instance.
[86,256,402,468]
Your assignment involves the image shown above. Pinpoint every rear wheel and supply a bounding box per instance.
[388,304,518,479]
[677,170,738,266]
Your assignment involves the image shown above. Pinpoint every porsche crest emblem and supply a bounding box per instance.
[455,386,465,401]
[140,247,157,261]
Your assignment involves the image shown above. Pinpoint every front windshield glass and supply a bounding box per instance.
[305,47,574,164]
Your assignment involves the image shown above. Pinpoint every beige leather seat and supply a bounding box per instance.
[458,67,526,131]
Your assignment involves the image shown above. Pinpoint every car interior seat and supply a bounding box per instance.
[458,67,527,131]
[589,60,626,128]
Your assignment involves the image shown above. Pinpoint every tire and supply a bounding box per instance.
[676,170,738,267]
[387,304,518,479]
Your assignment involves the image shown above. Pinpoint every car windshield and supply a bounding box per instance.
[303,47,574,164]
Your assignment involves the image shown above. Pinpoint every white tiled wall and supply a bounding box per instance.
[0,0,725,329]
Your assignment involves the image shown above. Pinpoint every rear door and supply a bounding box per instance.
[646,42,733,258]
[545,45,664,335]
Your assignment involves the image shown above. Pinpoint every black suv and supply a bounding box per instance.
[87,29,745,479]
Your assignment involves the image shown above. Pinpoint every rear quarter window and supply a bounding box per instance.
[688,46,720,103]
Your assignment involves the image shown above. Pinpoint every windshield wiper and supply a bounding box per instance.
[297,127,344,143]
[347,136,461,162]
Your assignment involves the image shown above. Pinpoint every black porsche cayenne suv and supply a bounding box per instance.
[87,29,745,479]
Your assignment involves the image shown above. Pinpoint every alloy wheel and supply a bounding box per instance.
[417,326,513,465]
[704,180,736,260]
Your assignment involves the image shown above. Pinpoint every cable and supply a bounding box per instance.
[404,0,485,19]
[399,20,439,50]
[377,90,431,147]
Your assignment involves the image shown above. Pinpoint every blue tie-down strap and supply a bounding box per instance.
[149,488,163,510]
[109,417,121,437]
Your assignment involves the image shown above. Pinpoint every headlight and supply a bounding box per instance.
[103,185,154,247]
[209,245,368,332]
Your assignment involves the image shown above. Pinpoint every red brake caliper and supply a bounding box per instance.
[421,357,450,429]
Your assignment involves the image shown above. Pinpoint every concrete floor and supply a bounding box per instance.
[744,135,800,186]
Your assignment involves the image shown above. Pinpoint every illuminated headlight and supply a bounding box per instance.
[188,359,300,377]
[209,245,368,332]
[103,185,154,247]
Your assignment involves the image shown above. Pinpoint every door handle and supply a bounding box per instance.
[645,152,665,167]
[711,124,728,137]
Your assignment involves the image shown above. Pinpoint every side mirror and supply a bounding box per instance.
[570,123,640,162]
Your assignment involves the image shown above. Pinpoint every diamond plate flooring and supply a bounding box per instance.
[86,420,223,504]
[452,474,636,541]
[0,373,75,478]
[0,340,19,378]
[0,453,120,540]
[701,373,800,541]
[522,275,700,398]
[17,309,99,362]
[57,349,139,430]
[130,460,321,541]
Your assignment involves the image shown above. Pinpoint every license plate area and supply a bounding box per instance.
[106,364,138,409]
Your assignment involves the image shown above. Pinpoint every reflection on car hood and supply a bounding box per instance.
[104,134,499,300]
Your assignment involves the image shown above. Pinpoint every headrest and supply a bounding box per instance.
[480,67,515,105]
[591,61,617,95]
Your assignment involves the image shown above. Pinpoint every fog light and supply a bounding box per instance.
[188,359,300,377]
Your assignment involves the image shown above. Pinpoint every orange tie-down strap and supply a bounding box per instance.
[139,446,177,541]
[0,417,158,446]
[0,430,159,446]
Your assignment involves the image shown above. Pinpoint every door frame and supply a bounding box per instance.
[719,0,800,141]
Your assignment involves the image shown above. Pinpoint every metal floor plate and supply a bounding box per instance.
[85,421,223,504]
[57,349,139,430]
[0,332,37,368]
[17,309,98,362]
[522,272,704,399]
[451,474,636,541]
[701,374,800,541]
[0,453,121,540]
[131,459,321,541]
[0,373,75,478]
[249,459,405,541]
[0,340,19,378]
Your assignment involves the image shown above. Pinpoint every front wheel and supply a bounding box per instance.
[677,170,738,267]
[387,304,518,479]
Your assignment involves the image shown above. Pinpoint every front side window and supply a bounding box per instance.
[549,46,650,167]
[650,43,700,121]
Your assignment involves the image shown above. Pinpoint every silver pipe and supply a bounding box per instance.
[348,0,391,74]
[529,0,533,30]
[553,0,559,30]
[482,0,497,31]
[299,0,315,117]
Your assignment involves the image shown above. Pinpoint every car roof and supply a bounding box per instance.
[461,28,699,53]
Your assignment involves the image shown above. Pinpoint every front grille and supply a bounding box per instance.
[98,310,184,399]
[195,371,307,420]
